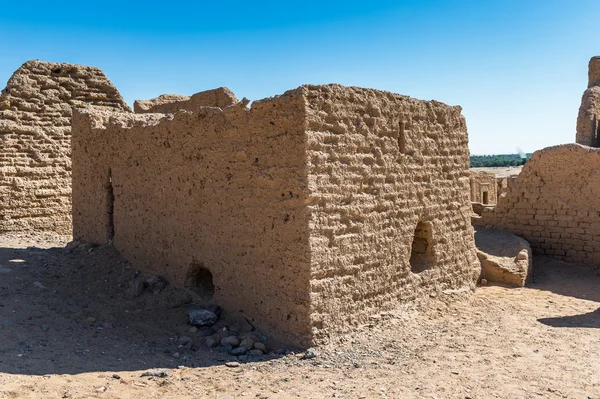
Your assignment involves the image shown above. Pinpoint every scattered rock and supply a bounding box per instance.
[145,275,168,293]
[128,278,144,298]
[32,281,46,289]
[239,338,255,349]
[253,342,267,352]
[225,361,240,368]
[204,337,219,348]
[188,306,218,326]
[172,352,180,359]
[141,369,170,377]
[221,336,240,347]
[187,326,198,333]
[231,346,247,356]
[0,267,12,274]
[178,336,193,348]
[247,349,264,356]
[302,347,317,359]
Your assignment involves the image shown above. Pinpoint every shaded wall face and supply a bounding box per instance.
[479,144,600,268]
[470,172,498,205]
[302,85,480,342]
[72,94,313,347]
[0,61,130,234]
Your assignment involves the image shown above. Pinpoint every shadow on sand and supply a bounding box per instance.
[529,256,600,303]
[538,308,600,328]
[530,256,600,329]
[0,243,280,376]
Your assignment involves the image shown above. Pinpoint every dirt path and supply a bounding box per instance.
[0,233,599,398]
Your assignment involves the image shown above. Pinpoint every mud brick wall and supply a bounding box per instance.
[72,92,313,346]
[478,144,600,269]
[72,84,480,347]
[0,60,130,234]
[576,56,600,146]
[469,171,497,205]
[303,85,480,343]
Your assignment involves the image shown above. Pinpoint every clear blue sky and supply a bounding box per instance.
[0,0,598,154]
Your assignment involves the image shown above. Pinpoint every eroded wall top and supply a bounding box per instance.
[134,87,238,113]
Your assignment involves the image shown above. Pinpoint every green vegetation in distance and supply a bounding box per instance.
[470,153,532,168]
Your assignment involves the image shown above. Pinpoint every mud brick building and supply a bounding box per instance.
[72,84,480,346]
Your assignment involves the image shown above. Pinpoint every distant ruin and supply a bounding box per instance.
[478,57,600,269]
[0,61,130,234]
[72,84,480,346]
[469,171,497,205]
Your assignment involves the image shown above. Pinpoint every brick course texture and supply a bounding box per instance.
[477,144,600,269]
[72,84,480,347]
[0,60,130,234]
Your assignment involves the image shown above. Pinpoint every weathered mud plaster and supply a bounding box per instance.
[72,84,480,347]
[0,60,130,234]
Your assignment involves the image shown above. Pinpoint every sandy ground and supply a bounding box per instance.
[1,233,599,399]
[470,166,523,178]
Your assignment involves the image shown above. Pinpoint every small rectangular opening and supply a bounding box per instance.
[107,169,114,240]
[482,191,489,205]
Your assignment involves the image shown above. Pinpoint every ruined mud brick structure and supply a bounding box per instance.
[469,171,497,205]
[477,144,600,268]
[72,84,480,346]
[478,57,600,269]
[0,61,130,234]
[576,56,600,146]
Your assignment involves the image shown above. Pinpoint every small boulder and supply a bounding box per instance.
[188,306,218,326]
[302,347,317,359]
[141,369,169,377]
[230,346,247,356]
[474,227,532,287]
[221,336,240,347]
[239,338,255,349]
[253,342,267,352]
